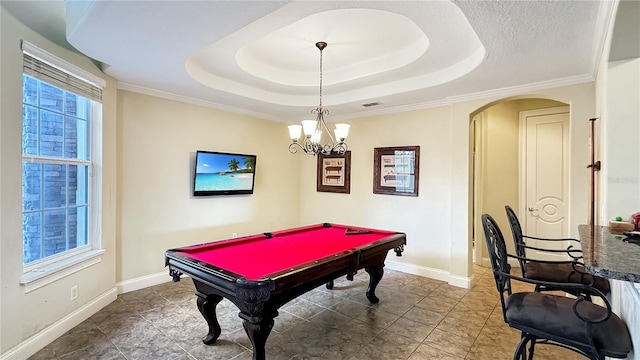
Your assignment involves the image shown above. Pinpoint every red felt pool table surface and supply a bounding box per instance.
[178,223,397,280]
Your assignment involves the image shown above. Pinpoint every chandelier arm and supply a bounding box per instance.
[321,143,334,155]
[304,138,318,155]
[288,142,303,154]
[332,142,348,155]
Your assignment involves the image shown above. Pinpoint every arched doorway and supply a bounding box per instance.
[469,97,569,267]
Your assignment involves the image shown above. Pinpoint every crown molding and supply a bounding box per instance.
[116,82,279,122]
[119,72,594,123]
[590,0,617,76]
[446,73,594,103]
[338,73,594,120]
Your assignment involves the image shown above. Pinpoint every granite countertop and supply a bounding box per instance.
[578,225,640,283]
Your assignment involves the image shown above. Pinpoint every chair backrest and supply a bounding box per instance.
[505,205,527,271]
[481,214,512,320]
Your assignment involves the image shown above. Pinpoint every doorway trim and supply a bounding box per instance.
[471,113,488,267]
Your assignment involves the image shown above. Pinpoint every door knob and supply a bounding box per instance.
[528,207,538,212]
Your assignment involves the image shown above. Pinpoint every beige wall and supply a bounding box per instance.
[516,99,566,112]
[482,101,520,251]
[602,57,640,221]
[116,91,301,282]
[0,9,118,354]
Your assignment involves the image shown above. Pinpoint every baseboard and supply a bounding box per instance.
[385,260,472,289]
[448,273,472,289]
[0,287,117,360]
[478,257,491,268]
[116,271,174,294]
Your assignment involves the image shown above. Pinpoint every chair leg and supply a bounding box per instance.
[527,338,536,360]
[514,334,530,360]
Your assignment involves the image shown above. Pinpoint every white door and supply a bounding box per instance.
[521,107,570,261]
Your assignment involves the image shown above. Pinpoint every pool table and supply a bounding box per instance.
[165,223,406,360]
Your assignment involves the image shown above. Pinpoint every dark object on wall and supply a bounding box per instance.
[373,146,419,196]
[586,117,601,226]
[193,150,257,196]
[317,151,351,193]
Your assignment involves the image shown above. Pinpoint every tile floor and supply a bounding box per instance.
[29,265,584,360]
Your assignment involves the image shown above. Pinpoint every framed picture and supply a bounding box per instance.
[373,146,420,196]
[317,151,351,194]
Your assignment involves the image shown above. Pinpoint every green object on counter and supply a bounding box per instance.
[615,216,622,221]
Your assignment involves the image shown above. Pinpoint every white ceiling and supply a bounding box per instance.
[2,0,620,123]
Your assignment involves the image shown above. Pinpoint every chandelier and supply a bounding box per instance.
[288,42,350,156]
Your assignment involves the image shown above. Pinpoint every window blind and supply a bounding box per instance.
[23,53,102,102]
[21,41,104,102]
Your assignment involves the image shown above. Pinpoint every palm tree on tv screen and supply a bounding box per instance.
[243,157,255,171]
[228,159,239,172]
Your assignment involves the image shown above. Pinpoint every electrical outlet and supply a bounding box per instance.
[70,285,78,301]
[232,233,238,238]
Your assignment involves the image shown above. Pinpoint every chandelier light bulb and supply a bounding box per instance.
[311,130,322,144]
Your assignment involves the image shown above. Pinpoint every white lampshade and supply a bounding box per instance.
[288,125,302,141]
[334,123,350,141]
[301,120,317,137]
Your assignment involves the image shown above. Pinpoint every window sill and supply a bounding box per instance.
[20,249,105,293]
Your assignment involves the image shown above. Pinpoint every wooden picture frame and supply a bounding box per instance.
[317,151,351,194]
[373,146,420,196]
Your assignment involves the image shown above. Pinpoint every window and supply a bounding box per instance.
[20,41,105,287]
[22,75,92,264]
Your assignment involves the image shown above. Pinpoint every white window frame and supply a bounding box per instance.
[20,41,106,293]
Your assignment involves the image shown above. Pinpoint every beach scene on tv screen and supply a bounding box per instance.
[195,153,255,191]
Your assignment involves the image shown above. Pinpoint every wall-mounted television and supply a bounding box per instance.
[193,150,257,196]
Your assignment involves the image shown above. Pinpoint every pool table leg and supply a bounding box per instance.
[243,318,274,360]
[364,264,384,303]
[197,295,223,344]
[326,280,334,289]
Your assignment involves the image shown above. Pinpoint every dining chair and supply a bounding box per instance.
[482,213,631,360]
[504,205,610,298]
